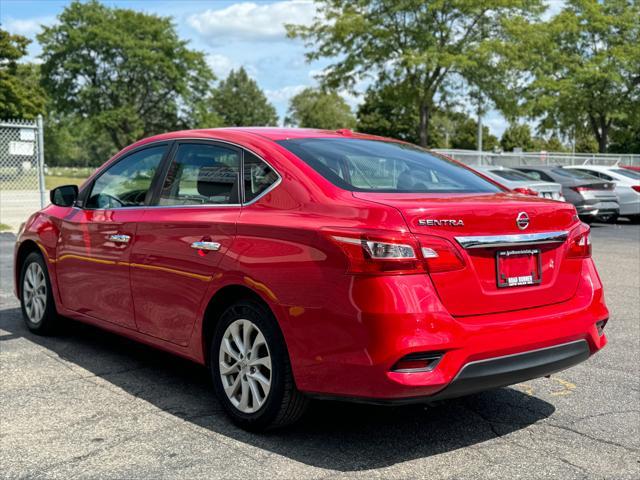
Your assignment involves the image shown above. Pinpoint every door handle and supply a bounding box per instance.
[108,234,131,244]
[191,241,221,251]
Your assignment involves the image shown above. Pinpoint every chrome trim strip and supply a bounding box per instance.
[455,231,568,249]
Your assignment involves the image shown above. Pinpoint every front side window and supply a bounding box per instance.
[277,138,501,193]
[86,145,166,209]
[244,152,279,202]
[614,168,640,180]
[159,143,240,205]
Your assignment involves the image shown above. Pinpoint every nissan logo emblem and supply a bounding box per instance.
[516,212,530,230]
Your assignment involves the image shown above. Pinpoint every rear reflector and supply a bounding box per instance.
[392,352,444,372]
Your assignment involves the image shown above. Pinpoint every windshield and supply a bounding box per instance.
[554,168,600,180]
[491,169,536,181]
[615,168,640,180]
[277,138,501,193]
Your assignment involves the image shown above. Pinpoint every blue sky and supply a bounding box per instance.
[0,1,567,138]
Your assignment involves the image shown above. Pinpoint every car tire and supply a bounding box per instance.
[19,252,60,335]
[598,213,618,223]
[210,299,308,431]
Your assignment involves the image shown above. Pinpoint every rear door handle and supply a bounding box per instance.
[191,241,221,251]
[108,234,131,244]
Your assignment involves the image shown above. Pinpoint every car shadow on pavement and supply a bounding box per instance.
[0,308,555,472]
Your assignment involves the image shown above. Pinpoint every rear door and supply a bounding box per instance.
[130,141,241,346]
[56,144,168,328]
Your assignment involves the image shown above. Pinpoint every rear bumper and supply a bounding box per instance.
[291,258,608,401]
[576,202,619,217]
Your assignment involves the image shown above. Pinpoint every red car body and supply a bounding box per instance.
[14,128,608,404]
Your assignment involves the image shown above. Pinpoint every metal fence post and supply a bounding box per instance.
[36,114,46,208]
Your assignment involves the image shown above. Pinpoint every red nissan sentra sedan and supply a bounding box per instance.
[14,128,609,430]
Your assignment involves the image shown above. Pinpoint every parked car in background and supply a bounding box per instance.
[564,166,640,221]
[514,166,620,223]
[473,166,565,201]
[14,128,609,430]
[621,165,640,173]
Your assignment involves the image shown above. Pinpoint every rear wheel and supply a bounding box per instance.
[210,300,308,431]
[20,252,59,335]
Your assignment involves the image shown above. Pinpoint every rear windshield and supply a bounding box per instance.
[615,168,640,180]
[491,169,536,181]
[554,168,599,180]
[277,138,501,193]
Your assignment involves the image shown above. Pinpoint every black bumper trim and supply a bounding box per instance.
[307,340,591,406]
[428,339,590,401]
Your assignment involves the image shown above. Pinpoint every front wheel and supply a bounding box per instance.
[210,300,308,431]
[19,252,59,335]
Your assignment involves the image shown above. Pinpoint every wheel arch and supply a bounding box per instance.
[201,284,282,367]
[15,240,42,298]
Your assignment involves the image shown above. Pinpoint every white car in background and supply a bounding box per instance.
[564,166,640,220]
[474,166,565,201]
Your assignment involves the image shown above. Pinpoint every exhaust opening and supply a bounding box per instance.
[392,351,444,373]
[595,319,608,336]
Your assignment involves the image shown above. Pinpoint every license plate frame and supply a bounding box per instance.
[496,248,542,288]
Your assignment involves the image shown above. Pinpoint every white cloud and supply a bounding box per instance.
[206,53,257,78]
[265,84,307,104]
[188,1,317,43]
[2,16,55,37]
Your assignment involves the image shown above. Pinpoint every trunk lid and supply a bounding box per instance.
[353,191,581,316]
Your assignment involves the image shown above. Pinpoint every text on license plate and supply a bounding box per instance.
[496,248,542,288]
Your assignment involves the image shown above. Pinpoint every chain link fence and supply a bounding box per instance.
[433,149,640,168]
[0,116,46,231]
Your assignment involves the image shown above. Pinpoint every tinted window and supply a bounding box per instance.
[159,144,240,206]
[554,168,600,180]
[615,169,640,180]
[491,169,536,181]
[86,146,165,209]
[244,152,279,202]
[519,169,554,182]
[278,138,501,193]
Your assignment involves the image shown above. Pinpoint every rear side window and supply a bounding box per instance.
[277,138,501,193]
[554,168,598,180]
[159,143,240,205]
[615,169,640,180]
[243,152,279,202]
[491,169,536,181]
[86,145,166,209]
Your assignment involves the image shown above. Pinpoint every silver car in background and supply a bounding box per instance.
[564,166,640,221]
[474,166,565,201]
[514,166,620,223]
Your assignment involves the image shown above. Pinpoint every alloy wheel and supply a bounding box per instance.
[219,318,272,414]
[23,262,47,324]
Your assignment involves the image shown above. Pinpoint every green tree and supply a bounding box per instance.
[501,0,640,152]
[211,68,278,126]
[500,123,534,151]
[0,29,46,119]
[38,0,216,151]
[450,115,498,151]
[288,0,544,147]
[285,87,355,129]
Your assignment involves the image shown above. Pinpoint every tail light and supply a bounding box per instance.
[513,187,538,196]
[327,229,465,274]
[632,186,640,193]
[418,235,466,272]
[571,186,595,192]
[567,224,592,258]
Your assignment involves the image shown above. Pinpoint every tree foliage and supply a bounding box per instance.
[500,0,640,152]
[288,0,544,147]
[37,0,216,151]
[500,123,534,152]
[0,29,47,119]
[211,68,278,126]
[285,87,355,129]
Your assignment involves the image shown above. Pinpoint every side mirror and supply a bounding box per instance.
[50,185,78,207]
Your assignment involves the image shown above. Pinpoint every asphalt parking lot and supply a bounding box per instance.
[1,223,638,479]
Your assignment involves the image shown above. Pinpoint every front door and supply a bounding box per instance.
[56,144,168,328]
[130,141,241,345]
